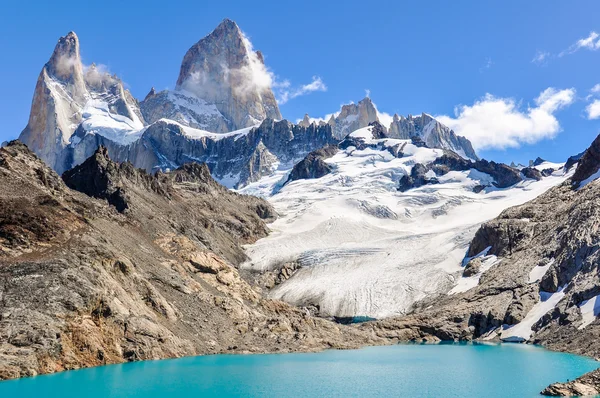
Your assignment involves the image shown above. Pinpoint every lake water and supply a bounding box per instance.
[1,343,598,397]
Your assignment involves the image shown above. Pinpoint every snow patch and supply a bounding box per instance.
[528,259,554,283]
[500,287,566,342]
[578,294,600,329]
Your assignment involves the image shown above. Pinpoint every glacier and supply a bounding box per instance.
[239,126,571,319]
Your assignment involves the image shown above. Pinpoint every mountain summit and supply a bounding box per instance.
[18,19,480,187]
[175,18,281,129]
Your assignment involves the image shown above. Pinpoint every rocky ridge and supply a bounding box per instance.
[18,21,480,191]
[0,141,384,380]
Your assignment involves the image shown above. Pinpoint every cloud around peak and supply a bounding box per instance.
[436,88,576,151]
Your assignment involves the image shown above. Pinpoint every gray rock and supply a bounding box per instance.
[175,18,281,130]
[287,144,339,183]
[0,142,385,380]
[463,258,482,277]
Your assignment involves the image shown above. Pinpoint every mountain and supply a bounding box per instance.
[239,124,567,318]
[0,142,382,380]
[388,113,478,160]
[328,97,380,139]
[306,97,477,160]
[19,32,143,174]
[17,20,480,190]
[174,18,281,129]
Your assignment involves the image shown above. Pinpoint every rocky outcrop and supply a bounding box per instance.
[286,144,339,183]
[398,151,522,191]
[18,32,144,175]
[388,113,478,160]
[328,97,379,139]
[398,163,438,192]
[541,370,600,396]
[521,166,542,181]
[174,18,281,130]
[0,141,384,380]
[572,133,600,186]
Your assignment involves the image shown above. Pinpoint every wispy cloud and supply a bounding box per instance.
[559,31,600,57]
[531,50,550,65]
[276,76,327,105]
[436,88,576,150]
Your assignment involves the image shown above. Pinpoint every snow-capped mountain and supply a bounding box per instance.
[305,97,477,160]
[18,19,481,189]
[19,32,144,174]
[239,124,570,318]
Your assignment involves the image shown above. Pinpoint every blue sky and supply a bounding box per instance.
[2,0,600,164]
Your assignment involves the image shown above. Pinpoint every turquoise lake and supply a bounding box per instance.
[1,343,598,397]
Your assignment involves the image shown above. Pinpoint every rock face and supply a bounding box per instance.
[140,90,229,133]
[286,144,339,183]
[18,32,144,174]
[0,141,384,380]
[388,113,478,160]
[175,18,281,130]
[398,151,522,191]
[398,163,438,192]
[572,132,600,186]
[541,370,600,396]
[329,97,379,139]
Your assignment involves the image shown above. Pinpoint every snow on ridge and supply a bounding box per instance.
[157,118,257,141]
[80,99,145,145]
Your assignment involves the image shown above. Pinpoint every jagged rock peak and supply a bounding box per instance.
[329,97,380,139]
[145,87,157,100]
[175,19,281,130]
[46,31,84,83]
[298,113,311,127]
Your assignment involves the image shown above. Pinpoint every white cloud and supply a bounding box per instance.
[83,63,117,87]
[560,31,600,56]
[591,84,600,94]
[436,88,576,150]
[276,76,327,105]
[532,50,550,65]
[586,100,600,119]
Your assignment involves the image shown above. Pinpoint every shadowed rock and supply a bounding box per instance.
[287,145,339,183]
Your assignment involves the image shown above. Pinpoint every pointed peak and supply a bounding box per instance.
[393,113,400,122]
[65,31,78,39]
[213,18,242,36]
[145,87,157,100]
[46,31,84,84]
[298,113,311,127]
